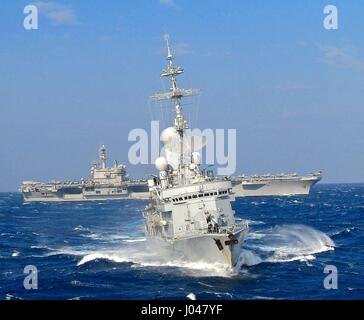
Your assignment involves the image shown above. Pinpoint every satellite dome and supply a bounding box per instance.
[161,127,178,144]
[155,157,168,171]
[192,152,201,165]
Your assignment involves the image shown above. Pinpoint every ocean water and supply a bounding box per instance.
[0,184,363,300]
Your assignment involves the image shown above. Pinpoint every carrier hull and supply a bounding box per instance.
[232,173,321,197]
[21,183,149,202]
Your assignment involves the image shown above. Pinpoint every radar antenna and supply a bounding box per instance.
[150,35,200,184]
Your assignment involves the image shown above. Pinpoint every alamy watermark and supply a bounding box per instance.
[23,5,38,30]
[23,265,38,290]
[323,265,338,290]
[128,121,236,176]
[323,5,338,30]
[22,3,339,32]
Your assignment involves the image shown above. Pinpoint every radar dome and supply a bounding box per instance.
[155,157,168,171]
[161,127,179,144]
[192,152,201,165]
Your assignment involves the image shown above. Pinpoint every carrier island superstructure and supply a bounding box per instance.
[144,35,248,268]
[20,145,149,202]
[231,172,322,197]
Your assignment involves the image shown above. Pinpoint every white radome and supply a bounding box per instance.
[161,127,179,144]
[192,152,201,165]
[155,157,168,171]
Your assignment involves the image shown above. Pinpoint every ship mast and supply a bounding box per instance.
[150,34,200,185]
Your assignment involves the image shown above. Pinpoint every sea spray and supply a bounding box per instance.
[77,245,234,277]
[245,224,335,263]
[74,224,334,276]
[235,249,262,270]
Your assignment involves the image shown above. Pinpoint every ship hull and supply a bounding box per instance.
[232,176,321,197]
[22,184,149,202]
[146,228,248,268]
[23,193,132,202]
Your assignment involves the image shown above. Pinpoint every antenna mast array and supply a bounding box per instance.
[150,35,200,184]
[150,34,200,131]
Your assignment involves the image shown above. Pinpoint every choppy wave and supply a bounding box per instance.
[329,226,357,237]
[77,248,234,277]
[123,238,146,243]
[245,224,334,264]
[245,219,265,226]
[68,224,335,278]
[82,233,131,241]
[1,185,362,299]
[11,251,20,257]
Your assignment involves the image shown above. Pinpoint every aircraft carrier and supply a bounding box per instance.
[231,172,322,197]
[20,145,149,202]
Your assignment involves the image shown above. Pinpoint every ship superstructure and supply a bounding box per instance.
[144,35,248,268]
[20,145,149,202]
[231,172,322,197]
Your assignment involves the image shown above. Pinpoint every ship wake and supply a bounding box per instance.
[237,224,335,269]
[76,242,234,277]
[50,224,334,277]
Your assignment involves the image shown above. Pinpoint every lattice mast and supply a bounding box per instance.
[150,34,200,184]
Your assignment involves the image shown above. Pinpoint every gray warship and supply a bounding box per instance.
[20,145,149,202]
[144,35,248,268]
[231,172,322,197]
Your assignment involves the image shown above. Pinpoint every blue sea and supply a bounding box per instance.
[0,184,363,300]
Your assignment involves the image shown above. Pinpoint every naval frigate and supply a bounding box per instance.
[20,145,149,202]
[144,35,248,268]
[231,172,322,197]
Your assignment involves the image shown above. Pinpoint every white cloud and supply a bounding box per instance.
[34,1,79,25]
[319,45,364,71]
[172,43,193,56]
[159,0,178,8]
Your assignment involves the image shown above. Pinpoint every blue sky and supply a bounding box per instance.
[0,0,363,191]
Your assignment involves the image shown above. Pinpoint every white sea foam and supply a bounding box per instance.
[76,245,233,277]
[136,259,233,277]
[49,223,335,278]
[245,219,265,226]
[235,249,262,269]
[74,225,89,232]
[123,237,146,243]
[11,251,20,257]
[203,291,234,298]
[5,293,18,300]
[252,295,276,300]
[77,252,132,266]
[329,226,356,237]
[186,293,196,300]
[81,232,130,241]
[246,232,265,240]
[245,224,335,264]
[1,232,14,237]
